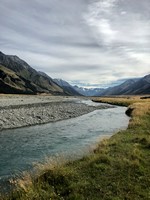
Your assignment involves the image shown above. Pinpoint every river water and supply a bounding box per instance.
[0,100,129,192]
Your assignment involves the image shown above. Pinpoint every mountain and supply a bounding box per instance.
[53,79,105,96]
[0,51,64,95]
[1,52,149,96]
[124,74,150,95]
[99,79,138,96]
[98,75,150,96]
[0,65,39,94]
[53,79,81,96]
[73,85,105,96]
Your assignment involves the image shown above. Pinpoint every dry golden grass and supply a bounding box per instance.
[0,65,19,78]
[93,96,150,128]
[2,96,150,200]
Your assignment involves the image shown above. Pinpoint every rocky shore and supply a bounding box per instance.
[0,95,109,130]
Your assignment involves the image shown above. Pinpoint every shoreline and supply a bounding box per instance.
[0,95,109,130]
[1,96,150,199]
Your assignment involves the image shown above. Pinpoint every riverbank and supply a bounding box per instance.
[0,95,109,130]
[1,96,150,200]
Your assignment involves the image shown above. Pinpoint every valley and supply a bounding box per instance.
[1,0,150,198]
[0,51,150,97]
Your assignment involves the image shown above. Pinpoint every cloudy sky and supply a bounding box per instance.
[0,0,150,88]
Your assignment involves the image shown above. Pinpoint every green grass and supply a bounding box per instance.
[1,97,150,200]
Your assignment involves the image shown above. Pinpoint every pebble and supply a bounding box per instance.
[0,101,98,130]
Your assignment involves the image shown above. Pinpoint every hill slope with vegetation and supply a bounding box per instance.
[0,52,65,95]
[98,75,150,96]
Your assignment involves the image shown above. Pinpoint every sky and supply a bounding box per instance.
[0,0,150,88]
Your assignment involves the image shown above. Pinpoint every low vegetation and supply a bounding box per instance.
[1,96,150,200]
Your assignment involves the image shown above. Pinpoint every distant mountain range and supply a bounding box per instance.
[0,51,150,96]
[98,75,150,96]
[55,76,150,96]
[73,85,105,96]
[53,79,81,96]
[53,80,105,96]
[53,77,150,96]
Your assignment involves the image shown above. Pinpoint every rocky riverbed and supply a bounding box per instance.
[0,95,110,130]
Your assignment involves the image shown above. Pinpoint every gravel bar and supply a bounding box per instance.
[0,95,106,130]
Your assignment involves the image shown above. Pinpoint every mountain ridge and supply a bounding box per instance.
[73,85,105,96]
[98,75,150,96]
[53,79,81,96]
[0,52,65,95]
[0,51,149,96]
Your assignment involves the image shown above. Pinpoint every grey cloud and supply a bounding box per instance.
[44,64,100,73]
[85,0,150,59]
[0,0,150,88]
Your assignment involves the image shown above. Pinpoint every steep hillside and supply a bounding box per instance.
[125,74,150,94]
[99,79,138,96]
[0,65,39,94]
[0,52,64,95]
[53,79,81,96]
[99,75,150,96]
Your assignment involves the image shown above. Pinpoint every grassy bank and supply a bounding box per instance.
[1,96,150,200]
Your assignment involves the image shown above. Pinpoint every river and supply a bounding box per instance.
[0,100,129,192]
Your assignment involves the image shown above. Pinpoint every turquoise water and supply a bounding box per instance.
[0,101,129,192]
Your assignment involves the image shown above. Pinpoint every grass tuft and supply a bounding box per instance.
[1,96,150,200]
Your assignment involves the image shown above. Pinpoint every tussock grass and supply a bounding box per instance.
[1,96,150,200]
